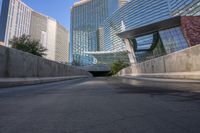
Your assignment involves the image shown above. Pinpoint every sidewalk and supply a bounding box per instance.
[0,76,90,88]
[119,75,200,83]
[118,71,200,83]
[116,75,200,92]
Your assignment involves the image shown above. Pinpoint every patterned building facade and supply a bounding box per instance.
[88,0,200,64]
[0,0,32,46]
[71,0,127,65]
[30,11,69,63]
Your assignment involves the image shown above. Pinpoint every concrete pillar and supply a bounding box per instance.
[124,39,137,64]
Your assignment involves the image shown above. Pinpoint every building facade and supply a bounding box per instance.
[0,0,2,15]
[71,0,127,65]
[0,0,5,45]
[87,0,200,65]
[55,24,69,63]
[170,0,200,16]
[30,11,48,48]
[46,17,57,61]
[30,11,69,63]
[0,0,32,46]
[0,0,69,63]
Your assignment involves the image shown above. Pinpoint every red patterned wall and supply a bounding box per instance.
[181,16,200,47]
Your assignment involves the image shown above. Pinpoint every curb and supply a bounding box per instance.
[117,76,200,83]
[117,71,200,82]
[0,76,90,88]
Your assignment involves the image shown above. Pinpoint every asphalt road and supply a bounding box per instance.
[0,77,200,133]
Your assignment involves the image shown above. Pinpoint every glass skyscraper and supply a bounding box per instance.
[71,0,200,65]
[91,0,200,64]
[0,0,32,46]
[71,0,123,65]
[0,0,10,43]
[170,0,200,16]
[0,0,2,14]
[101,0,172,64]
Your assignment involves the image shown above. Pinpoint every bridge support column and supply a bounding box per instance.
[124,39,137,65]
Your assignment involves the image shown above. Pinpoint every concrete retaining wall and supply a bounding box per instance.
[117,44,200,78]
[0,46,92,78]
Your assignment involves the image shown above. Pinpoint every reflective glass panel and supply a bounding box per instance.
[159,27,189,54]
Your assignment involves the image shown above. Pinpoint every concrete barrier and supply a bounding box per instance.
[117,44,200,80]
[0,46,92,78]
[0,76,90,88]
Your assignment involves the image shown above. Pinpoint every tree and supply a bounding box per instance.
[111,60,129,75]
[10,34,47,57]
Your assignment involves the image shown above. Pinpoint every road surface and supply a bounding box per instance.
[0,77,200,133]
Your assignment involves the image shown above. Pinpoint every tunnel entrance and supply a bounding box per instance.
[89,71,111,77]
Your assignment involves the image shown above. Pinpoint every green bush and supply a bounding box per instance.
[10,34,47,57]
[111,60,129,75]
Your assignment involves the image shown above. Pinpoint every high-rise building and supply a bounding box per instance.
[0,0,2,14]
[101,0,172,64]
[0,0,3,45]
[0,0,12,44]
[96,27,104,51]
[86,0,200,65]
[55,23,69,63]
[46,17,57,61]
[30,11,48,48]
[0,0,32,46]
[0,0,70,63]
[30,11,69,63]
[71,0,126,65]
[170,0,200,16]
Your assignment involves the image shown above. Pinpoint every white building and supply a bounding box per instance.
[55,24,69,63]
[0,0,69,63]
[46,17,57,61]
[2,0,32,46]
[30,11,69,63]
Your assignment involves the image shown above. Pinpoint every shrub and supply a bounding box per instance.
[10,34,47,57]
[111,60,129,75]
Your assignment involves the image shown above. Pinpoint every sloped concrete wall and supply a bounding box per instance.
[0,46,92,78]
[0,46,7,77]
[118,44,200,76]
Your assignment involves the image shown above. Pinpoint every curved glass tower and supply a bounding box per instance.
[71,0,122,65]
[71,0,200,65]
[100,0,200,64]
[102,0,172,63]
[170,0,200,16]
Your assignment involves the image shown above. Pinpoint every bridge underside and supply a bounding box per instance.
[85,50,129,66]
[78,64,111,77]
[89,71,111,77]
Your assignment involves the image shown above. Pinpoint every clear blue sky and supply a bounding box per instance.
[22,0,79,31]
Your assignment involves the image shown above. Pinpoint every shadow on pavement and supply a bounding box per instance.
[109,77,200,102]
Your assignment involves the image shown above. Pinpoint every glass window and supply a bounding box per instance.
[0,0,2,15]
[159,27,189,54]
